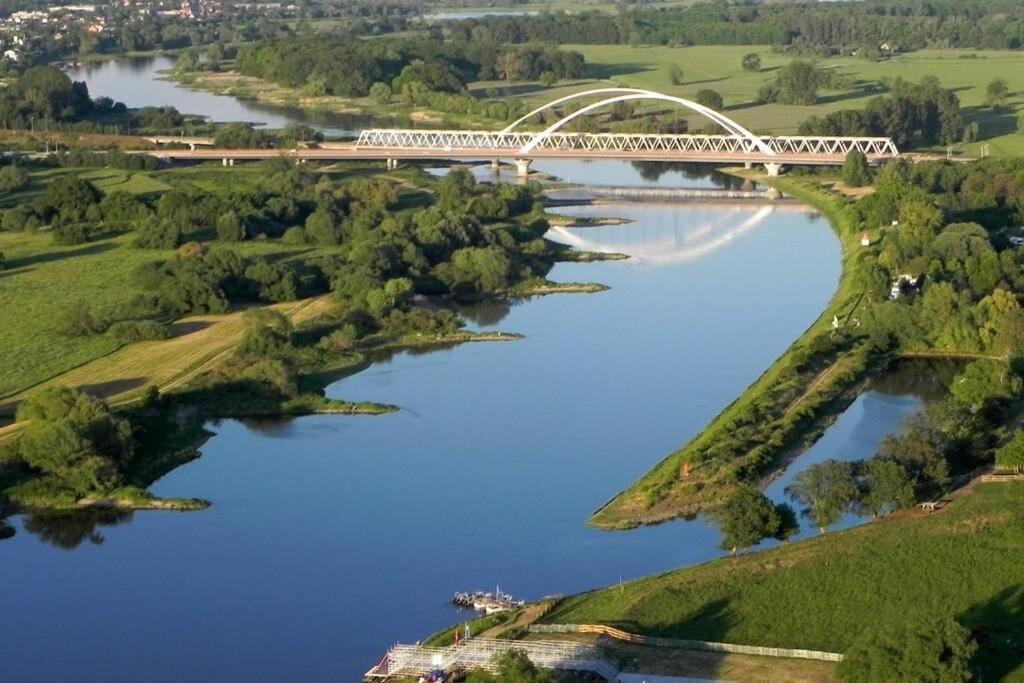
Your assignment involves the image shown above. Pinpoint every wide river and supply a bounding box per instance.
[4,60,933,681]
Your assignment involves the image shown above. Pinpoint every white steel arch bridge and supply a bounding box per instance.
[352,88,900,176]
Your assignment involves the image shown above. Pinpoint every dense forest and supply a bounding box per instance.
[235,34,585,98]
[444,1,1024,52]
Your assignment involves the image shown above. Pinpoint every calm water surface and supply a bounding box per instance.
[2,67,929,682]
[65,56,397,136]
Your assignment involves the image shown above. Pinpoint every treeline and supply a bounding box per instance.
[234,34,584,98]
[799,76,964,147]
[444,1,1024,51]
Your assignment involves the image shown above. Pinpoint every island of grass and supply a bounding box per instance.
[593,157,1024,528]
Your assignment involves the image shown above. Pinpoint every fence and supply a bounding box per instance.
[528,624,844,662]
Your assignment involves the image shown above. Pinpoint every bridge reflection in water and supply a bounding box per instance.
[545,202,814,266]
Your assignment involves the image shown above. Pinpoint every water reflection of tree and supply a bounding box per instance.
[21,509,134,550]
[456,299,513,327]
[0,517,14,541]
[629,161,748,189]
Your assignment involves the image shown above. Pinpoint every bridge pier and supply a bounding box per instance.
[385,158,399,170]
[490,158,500,170]
[189,143,196,151]
[764,162,783,177]
[222,158,234,167]
[514,158,531,178]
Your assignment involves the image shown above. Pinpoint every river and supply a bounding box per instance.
[3,61,935,681]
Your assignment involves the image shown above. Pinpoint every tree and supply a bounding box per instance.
[714,484,782,552]
[985,78,1009,110]
[837,616,976,683]
[776,60,820,105]
[741,53,762,71]
[369,81,392,105]
[669,64,684,86]
[216,211,246,242]
[0,164,29,193]
[786,459,859,532]
[16,386,134,496]
[304,208,342,246]
[859,459,915,516]
[465,650,552,683]
[841,150,873,187]
[694,89,723,111]
[877,414,950,497]
[949,361,1021,412]
[996,430,1024,473]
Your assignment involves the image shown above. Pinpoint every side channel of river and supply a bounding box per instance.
[3,64,937,682]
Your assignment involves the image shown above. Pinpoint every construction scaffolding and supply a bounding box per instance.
[364,638,619,680]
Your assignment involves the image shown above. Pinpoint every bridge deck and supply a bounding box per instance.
[147,146,891,166]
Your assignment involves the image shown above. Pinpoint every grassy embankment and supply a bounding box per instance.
[590,174,874,529]
[547,481,1024,681]
[172,46,1024,156]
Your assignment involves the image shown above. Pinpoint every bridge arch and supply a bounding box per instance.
[501,87,659,134]
[515,91,776,158]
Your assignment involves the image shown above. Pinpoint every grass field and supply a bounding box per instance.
[550,46,1024,156]
[549,481,1024,681]
[0,163,414,400]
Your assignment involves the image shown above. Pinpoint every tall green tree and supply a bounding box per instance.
[786,459,859,532]
[841,150,873,187]
[859,459,915,516]
[985,78,1009,110]
[714,484,784,552]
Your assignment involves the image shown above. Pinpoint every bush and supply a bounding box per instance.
[134,218,183,249]
[837,616,976,683]
[0,164,30,193]
[741,53,762,71]
[55,301,105,336]
[51,220,90,245]
[216,211,246,242]
[106,320,172,342]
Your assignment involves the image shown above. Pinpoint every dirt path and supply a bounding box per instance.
[480,604,546,639]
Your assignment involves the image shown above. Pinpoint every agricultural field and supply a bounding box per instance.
[545,482,1024,682]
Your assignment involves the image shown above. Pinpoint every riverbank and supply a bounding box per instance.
[546,480,1024,680]
[589,175,873,529]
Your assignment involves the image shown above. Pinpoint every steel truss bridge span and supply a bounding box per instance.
[354,129,900,167]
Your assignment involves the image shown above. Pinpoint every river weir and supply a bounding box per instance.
[2,58,932,682]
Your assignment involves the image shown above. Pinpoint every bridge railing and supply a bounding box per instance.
[355,129,898,157]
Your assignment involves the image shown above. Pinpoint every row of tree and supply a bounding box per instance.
[443,1,1024,51]
[234,34,584,98]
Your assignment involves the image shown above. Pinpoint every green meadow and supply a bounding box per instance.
[468,46,1024,156]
